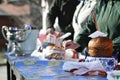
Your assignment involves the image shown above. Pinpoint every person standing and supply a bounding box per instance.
[46,0,80,40]
[63,0,120,62]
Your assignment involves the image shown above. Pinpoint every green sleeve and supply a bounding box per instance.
[74,15,96,52]
[0,0,2,3]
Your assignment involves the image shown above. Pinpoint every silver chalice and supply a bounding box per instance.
[2,24,31,56]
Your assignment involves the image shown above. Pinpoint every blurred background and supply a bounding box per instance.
[0,0,53,80]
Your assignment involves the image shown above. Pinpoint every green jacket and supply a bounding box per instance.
[75,0,120,52]
[0,0,2,3]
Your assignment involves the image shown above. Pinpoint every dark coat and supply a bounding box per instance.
[46,0,80,40]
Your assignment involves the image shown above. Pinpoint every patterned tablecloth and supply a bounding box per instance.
[6,54,108,80]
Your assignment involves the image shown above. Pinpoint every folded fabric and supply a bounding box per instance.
[31,50,45,59]
[63,61,107,77]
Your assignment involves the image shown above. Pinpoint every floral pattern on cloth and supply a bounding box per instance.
[85,57,116,71]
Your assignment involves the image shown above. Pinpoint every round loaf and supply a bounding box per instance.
[88,37,113,57]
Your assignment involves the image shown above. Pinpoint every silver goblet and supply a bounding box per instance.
[2,24,31,56]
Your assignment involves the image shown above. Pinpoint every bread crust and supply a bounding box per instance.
[88,37,113,57]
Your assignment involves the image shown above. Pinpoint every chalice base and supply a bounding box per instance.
[9,50,25,56]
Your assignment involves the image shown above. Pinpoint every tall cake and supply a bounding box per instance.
[88,37,113,57]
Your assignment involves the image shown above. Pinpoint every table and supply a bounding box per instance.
[5,53,108,80]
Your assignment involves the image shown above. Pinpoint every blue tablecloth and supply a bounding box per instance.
[6,53,108,80]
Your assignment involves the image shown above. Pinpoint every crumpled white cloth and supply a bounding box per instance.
[88,31,107,38]
[63,61,105,75]
[31,50,46,60]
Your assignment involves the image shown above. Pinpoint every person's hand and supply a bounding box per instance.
[63,40,80,49]
[46,28,55,35]
[46,28,64,37]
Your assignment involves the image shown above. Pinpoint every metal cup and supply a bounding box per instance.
[2,24,31,56]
